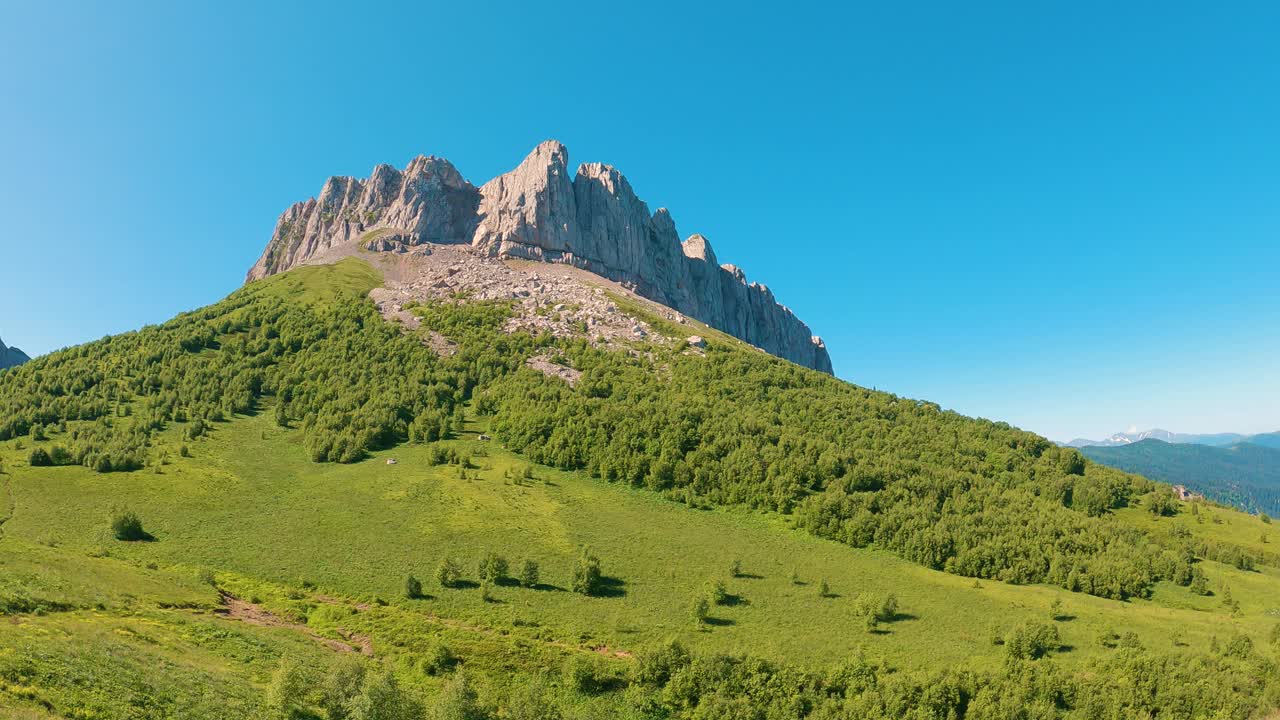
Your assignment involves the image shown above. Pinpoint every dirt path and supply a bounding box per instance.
[216,592,372,655]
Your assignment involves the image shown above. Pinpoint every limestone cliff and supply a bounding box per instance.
[248,141,832,373]
[0,336,30,370]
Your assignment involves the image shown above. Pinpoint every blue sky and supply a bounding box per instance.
[1,1,1277,442]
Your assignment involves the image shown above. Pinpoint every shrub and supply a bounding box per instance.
[110,509,147,541]
[405,575,422,599]
[729,559,743,578]
[419,642,456,675]
[1005,621,1060,660]
[346,667,418,720]
[818,578,831,598]
[691,595,709,626]
[321,655,366,720]
[520,559,540,588]
[436,558,462,589]
[28,447,51,466]
[477,551,509,583]
[572,549,602,596]
[563,654,606,694]
[264,656,306,720]
[707,579,728,606]
[632,639,691,687]
[1222,634,1254,659]
[503,674,561,720]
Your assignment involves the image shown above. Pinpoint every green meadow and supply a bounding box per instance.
[3,407,1278,716]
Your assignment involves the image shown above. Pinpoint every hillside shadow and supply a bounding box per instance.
[885,612,918,624]
[721,593,749,607]
[705,616,736,627]
[734,572,765,580]
[531,583,565,592]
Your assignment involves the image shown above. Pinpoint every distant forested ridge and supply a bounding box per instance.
[1083,439,1280,516]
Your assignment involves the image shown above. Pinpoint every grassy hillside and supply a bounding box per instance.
[2,258,1279,718]
[1083,439,1280,516]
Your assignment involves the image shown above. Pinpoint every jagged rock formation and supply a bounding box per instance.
[248,141,831,373]
[0,336,30,370]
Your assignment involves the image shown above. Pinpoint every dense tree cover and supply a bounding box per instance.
[0,272,534,473]
[271,636,1277,719]
[476,319,1247,600]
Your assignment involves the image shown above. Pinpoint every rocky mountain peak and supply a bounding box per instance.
[246,141,833,373]
[0,336,31,370]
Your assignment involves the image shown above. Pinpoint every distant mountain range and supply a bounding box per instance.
[1065,428,1272,448]
[0,336,30,369]
[1081,439,1280,516]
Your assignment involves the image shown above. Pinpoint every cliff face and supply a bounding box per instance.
[248,141,832,373]
[0,336,30,370]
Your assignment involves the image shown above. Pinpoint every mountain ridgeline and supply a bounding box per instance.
[247,141,832,373]
[1082,439,1280,516]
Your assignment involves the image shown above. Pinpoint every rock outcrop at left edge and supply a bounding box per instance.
[0,336,31,370]
[247,141,833,374]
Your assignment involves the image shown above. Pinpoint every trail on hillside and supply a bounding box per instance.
[216,592,372,655]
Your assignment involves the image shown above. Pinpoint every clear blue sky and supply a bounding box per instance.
[2,1,1277,442]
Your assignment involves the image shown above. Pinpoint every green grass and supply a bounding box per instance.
[4,407,1275,685]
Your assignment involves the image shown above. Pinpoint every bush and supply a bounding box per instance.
[436,558,462,589]
[691,595,709,626]
[28,447,51,466]
[110,509,147,541]
[707,579,728,606]
[520,559,540,588]
[346,667,418,720]
[405,575,422,599]
[1005,621,1060,660]
[572,549,602,596]
[503,674,561,720]
[563,654,606,694]
[419,642,456,675]
[478,552,509,583]
[632,639,691,687]
[264,656,306,720]
[321,655,366,720]
[433,673,484,720]
[729,559,743,578]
